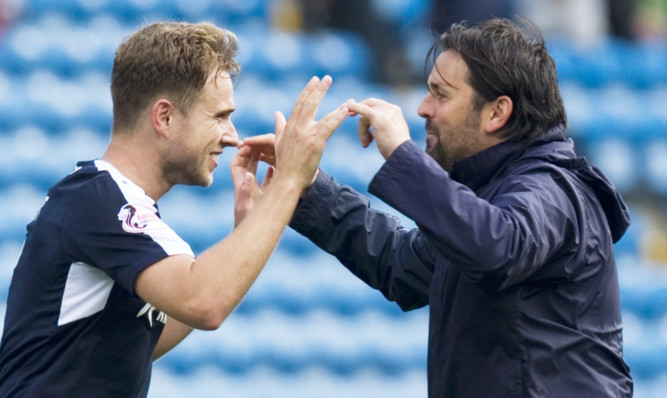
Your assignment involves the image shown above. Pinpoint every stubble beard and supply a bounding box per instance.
[425,120,452,172]
[424,110,482,173]
[163,150,212,188]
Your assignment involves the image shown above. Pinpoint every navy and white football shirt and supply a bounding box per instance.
[0,160,194,397]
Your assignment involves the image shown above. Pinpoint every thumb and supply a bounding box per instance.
[236,171,254,196]
[243,171,255,186]
[274,111,287,140]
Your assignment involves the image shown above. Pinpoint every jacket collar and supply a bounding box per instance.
[449,125,568,191]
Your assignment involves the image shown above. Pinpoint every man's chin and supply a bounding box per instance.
[181,174,214,188]
[425,148,449,171]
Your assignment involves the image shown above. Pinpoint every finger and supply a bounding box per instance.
[241,133,276,147]
[358,97,389,107]
[358,115,373,148]
[344,99,359,117]
[346,100,376,120]
[238,133,277,167]
[230,165,246,191]
[238,172,255,197]
[259,153,276,166]
[314,102,349,142]
[230,145,253,179]
[274,111,286,142]
[234,172,256,227]
[247,152,260,177]
[288,76,320,122]
[292,75,333,124]
[346,102,377,148]
[232,163,254,197]
[260,165,275,190]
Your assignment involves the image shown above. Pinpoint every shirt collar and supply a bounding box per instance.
[449,125,567,191]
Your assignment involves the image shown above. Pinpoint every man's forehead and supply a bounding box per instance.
[208,71,233,88]
[428,51,468,89]
[194,72,234,111]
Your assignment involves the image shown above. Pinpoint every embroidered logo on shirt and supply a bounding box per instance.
[136,303,167,328]
[117,204,162,234]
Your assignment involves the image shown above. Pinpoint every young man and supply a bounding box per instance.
[0,22,348,397]
[242,18,633,397]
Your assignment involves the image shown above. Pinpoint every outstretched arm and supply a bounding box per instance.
[138,76,349,336]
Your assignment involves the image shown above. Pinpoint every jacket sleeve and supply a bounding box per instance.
[290,171,437,311]
[369,141,581,293]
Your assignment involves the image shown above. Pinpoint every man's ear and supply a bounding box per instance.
[483,95,513,134]
[152,99,176,138]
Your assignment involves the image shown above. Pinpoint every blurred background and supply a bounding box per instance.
[0,0,666,396]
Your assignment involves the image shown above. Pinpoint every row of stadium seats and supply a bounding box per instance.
[1,63,664,139]
[20,0,271,25]
[150,365,429,398]
[548,38,667,89]
[0,14,371,80]
[1,117,666,199]
[2,12,667,89]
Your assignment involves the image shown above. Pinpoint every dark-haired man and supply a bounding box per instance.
[243,18,633,397]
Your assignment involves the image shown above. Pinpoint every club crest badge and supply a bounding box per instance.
[117,204,162,233]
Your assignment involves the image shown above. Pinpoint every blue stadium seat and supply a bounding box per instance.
[149,362,428,398]
[0,185,47,243]
[22,0,92,22]
[643,138,667,195]
[626,41,667,89]
[550,38,640,88]
[581,136,639,193]
[2,16,123,77]
[157,307,427,375]
[370,0,431,33]
[0,126,109,193]
[255,30,308,79]
[304,30,371,79]
[22,0,270,25]
[0,241,23,300]
[621,272,667,320]
[614,205,644,258]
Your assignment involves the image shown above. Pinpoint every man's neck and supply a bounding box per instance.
[101,135,170,201]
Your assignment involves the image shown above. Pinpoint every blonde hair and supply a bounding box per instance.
[110,22,240,132]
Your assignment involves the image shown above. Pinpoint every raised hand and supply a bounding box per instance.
[347,98,411,159]
[230,143,274,227]
[240,76,348,189]
[271,76,348,189]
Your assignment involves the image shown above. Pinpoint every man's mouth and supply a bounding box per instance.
[210,152,221,167]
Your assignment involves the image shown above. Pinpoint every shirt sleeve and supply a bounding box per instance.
[61,175,194,295]
[369,140,579,292]
[291,170,436,311]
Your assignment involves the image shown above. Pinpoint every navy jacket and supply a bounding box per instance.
[291,127,633,397]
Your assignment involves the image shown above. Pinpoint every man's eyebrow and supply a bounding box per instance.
[427,80,453,95]
[213,108,235,118]
[428,81,443,92]
[426,76,458,91]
